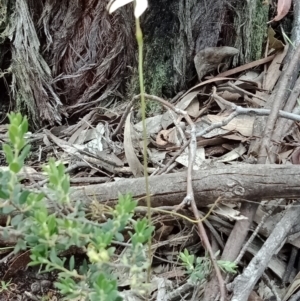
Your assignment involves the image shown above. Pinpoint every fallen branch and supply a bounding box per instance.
[67,164,300,209]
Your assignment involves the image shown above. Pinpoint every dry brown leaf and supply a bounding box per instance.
[68,123,88,144]
[176,148,205,170]
[278,149,293,164]
[282,272,300,301]
[161,91,198,129]
[124,112,143,177]
[213,203,247,221]
[270,0,292,22]
[207,114,255,137]
[134,115,162,135]
[156,130,171,147]
[248,291,263,301]
[223,134,245,141]
[193,118,230,138]
[156,128,181,147]
[166,128,181,146]
[291,148,300,164]
[214,143,246,163]
[268,27,285,50]
[176,91,199,110]
[249,92,267,107]
[194,46,238,80]
[3,250,31,280]
[236,70,262,86]
[186,98,200,118]
[218,91,242,103]
[264,46,288,90]
[215,55,275,78]
[161,110,175,130]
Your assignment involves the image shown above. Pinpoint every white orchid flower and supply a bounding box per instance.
[107,0,148,18]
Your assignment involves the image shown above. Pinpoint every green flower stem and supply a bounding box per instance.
[135,14,152,284]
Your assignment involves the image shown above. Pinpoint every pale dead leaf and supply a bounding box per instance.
[237,70,262,84]
[278,149,293,164]
[250,91,267,107]
[124,112,144,177]
[282,272,300,301]
[149,149,167,163]
[68,123,88,144]
[248,291,263,301]
[207,114,255,137]
[270,0,292,22]
[214,143,246,163]
[223,134,244,141]
[186,98,200,118]
[134,115,162,135]
[194,46,238,80]
[191,117,230,138]
[166,127,181,146]
[264,45,288,90]
[85,124,106,151]
[176,148,206,170]
[218,91,241,103]
[213,203,247,221]
[291,147,300,164]
[176,91,199,110]
[161,110,175,130]
[161,91,198,129]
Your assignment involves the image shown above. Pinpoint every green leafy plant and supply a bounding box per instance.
[0,112,154,301]
[180,249,237,284]
[0,279,14,293]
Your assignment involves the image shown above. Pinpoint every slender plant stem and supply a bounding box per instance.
[135,15,152,284]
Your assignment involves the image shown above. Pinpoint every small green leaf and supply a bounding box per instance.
[9,161,21,173]
[47,215,57,235]
[79,259,88,275]
[50,248,62,265]
[69,255,75,271]
[114,232,124,242]
[20,118,28,135]
[15,113,23,125]
[11,214,24,227]
[2,144,14,164]
[2,205,15,214]
[8,124,19,145]
[19,190,31,205]
[19,145,31,162]
[0,189,9,199]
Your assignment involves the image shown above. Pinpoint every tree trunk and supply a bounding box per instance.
[0,0,268,126]
[141,0,268,98]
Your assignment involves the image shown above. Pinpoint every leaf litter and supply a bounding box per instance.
[1,16,300,301]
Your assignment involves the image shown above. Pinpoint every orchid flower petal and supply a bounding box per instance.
[134,0,148,18]
[107,0,133,14]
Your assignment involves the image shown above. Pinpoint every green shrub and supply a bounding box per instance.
[180,249,237,284]
[0,112,154,301]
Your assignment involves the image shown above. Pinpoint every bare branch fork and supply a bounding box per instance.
[137,94,226,300]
